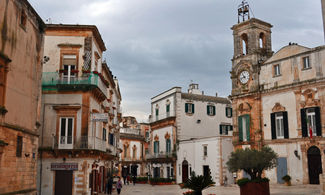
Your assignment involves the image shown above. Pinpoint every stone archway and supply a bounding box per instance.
[307,146,323,184]
[182,160,189,183]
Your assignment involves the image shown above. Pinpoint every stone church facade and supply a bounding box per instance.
[230,3,325,185]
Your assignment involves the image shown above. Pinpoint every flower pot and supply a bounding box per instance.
[240,181,270,195]
[284,181,291,186]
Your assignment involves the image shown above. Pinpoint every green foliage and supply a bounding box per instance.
[136,177,148,182]
[282,175,291,181]
[149,177,174,183]
[182,170,215,195]
[227,146,278,180]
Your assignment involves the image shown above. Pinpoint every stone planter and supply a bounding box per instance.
[240,181,270,195]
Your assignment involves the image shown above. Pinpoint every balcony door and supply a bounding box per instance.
[62,55,77,83]
[59,117,74,149]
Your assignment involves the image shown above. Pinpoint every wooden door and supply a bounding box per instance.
[276,157,287,184]
[55,171,73,195]
[182,160,189,183]
[308,146,322,184]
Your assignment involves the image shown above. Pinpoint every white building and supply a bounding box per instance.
[148,84,233,185]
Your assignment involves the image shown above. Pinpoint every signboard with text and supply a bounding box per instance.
[92,113,108,122]
[51,163,78,171]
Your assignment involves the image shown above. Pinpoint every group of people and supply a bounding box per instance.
[122,174,137,185]
[105,176,123,195]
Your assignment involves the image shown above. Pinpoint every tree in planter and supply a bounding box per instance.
[227,146,278,180]
[182,169,215,195]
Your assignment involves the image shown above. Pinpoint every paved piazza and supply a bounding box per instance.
[100,183,321,195]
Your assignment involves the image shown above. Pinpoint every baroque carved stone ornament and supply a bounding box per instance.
[272,103,286,113]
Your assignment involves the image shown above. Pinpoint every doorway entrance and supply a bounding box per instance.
[55,170,73,195]
[182,160,189,183]
[307,146,322,184]
[276,157,287,184]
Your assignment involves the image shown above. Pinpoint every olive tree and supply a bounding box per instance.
[226,146,278,180]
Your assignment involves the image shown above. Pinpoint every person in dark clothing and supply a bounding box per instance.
[132,176,136,185]
[116,177,122,195]
[107,176,113,194]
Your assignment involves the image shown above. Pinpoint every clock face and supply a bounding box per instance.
[239,70,250,84]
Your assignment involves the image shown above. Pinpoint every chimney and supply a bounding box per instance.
[322,0,325,42]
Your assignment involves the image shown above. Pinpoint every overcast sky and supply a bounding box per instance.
[29,0,324,122]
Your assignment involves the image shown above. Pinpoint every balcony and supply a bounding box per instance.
[42,72,107,97]
[120,128,141,135]
[149,112,175,123]
[39,136,118,155]
[146,151,176,163]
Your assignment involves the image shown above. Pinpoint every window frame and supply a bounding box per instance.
[302,56,311,70]
[226,107,232,118]
[273,64,281,77]
[185,103,194,114]
[16,136,23,157]
[207,105,215,116]
[59,117,74,149]
[203,145,208,157]
[275,113,284,139]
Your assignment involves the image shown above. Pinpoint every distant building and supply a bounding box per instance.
[119,116,149,179]
[149,84,233,185]
[38,24,122,194]
[0,0,44,194]
[230,1,325,185]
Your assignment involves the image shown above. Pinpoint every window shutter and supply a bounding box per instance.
[245,115,250,141]
[192,104,195,113]
[225,107,228,117]
[207,105,209,115]
[238,116,243,141]
[225,126,228,135]
[315,107,322,136]
[301,109,308,137]
[185,103,188,113]
[271,113,276,139]
[156,109,159,116]
[154,142,157,153]
[230,125,233,131]
[283,111,289,139]
[219,124,222,135]
[213,106,216,116]
[230,108,233,117]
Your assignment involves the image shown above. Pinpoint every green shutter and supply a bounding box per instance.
[225,107,228,117]
[156,108,159,116]
[154,141,157,153]
[166,105,170,112]
[230,108,233,117]
[213,106,216,116]
[185,103,188,113]
[238,116,243,141]
[207,105,210,115]
[192,104,195,113]
[245,115,250,141]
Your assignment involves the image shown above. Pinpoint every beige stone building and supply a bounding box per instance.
[230,1,325,185]
[38,24,122,195]
[119,116,149,179]
[0,0,44,194]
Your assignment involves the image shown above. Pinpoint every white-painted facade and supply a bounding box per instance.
[148,84,233,184]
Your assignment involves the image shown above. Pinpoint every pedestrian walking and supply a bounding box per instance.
[132,175,136,185]
[126,175,130,185]
[107,176,113,194]
[116,177,123,195]
[224,175,228,186]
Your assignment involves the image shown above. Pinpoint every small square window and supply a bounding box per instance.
[203,145,207,157]
[303,56,310,69]
[274,64,281,76]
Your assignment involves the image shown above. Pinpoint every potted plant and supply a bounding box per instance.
[227,146,278,195]
[282,175,291,186]
[181,169,215,195]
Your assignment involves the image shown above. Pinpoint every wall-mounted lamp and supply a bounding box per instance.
[197,120,201,124]
[294,150,300,160]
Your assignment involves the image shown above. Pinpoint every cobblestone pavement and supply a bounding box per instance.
[99,183,321,195]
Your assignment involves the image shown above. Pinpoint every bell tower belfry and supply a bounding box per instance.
[230,1,274,149]
[231,1,273,95]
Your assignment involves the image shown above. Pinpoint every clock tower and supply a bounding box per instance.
[230,1,273,149]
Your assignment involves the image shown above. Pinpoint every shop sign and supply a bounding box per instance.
[92,113,108,122]
[51,163,78,171]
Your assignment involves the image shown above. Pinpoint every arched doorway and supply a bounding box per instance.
[182,160,189,183]
[307,146,323,184]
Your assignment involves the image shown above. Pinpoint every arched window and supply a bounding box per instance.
[259,33,265,48]
[241,34,248,55]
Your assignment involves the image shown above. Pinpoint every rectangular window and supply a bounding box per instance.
[62,55,77,83]
[166,105,170,117]
[167,167,170,178]
[203,145,207,157]
[16,136,23,157]
[207,105,216,116]
[226,107,232,118]
[271,112,289,139]
[307,108,317,137]
[59,117,74,147]
[303,56,310,69]
[185,103,194,114]
[219,125,230,135]
[166,139,171,154]
[274,64,281,76]
[275,113,284,138]
[103,128,106,141]
[155,108,159,120]
[109,133,114,145]
[154,141,159,154]
[238,115,250,142]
